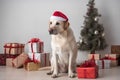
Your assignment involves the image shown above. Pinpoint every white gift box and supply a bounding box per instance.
[95,60,111,69]
[28,53,50,67]
[28,42,44,53]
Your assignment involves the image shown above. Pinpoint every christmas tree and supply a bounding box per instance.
[77,0,107,54]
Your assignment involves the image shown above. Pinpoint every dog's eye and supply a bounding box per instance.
[50,22,52,25]
[56,22,60,25]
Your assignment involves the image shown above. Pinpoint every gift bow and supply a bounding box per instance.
[28,38,41,43]
[25,58,39,64]
[80,60,96,67]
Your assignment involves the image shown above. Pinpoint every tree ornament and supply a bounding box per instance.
[94,30,99,35]
[94,17,99,21]
[79,38,83,43]
[102,32,105,37]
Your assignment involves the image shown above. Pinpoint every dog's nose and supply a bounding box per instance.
[49,28,54,34]
[48,28,58,35]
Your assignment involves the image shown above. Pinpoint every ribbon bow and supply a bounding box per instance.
[28,38,40,43]
[80,60,96,67]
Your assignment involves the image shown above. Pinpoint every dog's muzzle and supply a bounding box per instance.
[49,28,58,35]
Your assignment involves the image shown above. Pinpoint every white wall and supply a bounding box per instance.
[0,0,120,53]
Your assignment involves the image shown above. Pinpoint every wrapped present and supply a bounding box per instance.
[4,43,24,55]
[105,54,120,67]
[28,52,50,67]
[6,54,19,67]
[111,45,120,54]
[24,62,40,71]
[88,54,101,60]
[12,53,28,68]
[95,60,111,69]
[28,38,44,53]
[0,54,6,66]
[76,60,98,79]
[6,58,14,67]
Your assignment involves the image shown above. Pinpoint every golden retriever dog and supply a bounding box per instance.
[47,11,77,78]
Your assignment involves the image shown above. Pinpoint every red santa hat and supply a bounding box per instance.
[50,11,68,21]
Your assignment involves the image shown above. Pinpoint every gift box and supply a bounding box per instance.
[28,38,44,53]
[76,60,98,79]
[105,54,120,67]
[6,58,14,67]
[111,45,120,54]
[28,52,50,67]
[4,43,24,55]
[88,54,101,60]
[77,67,98,79]
[24,62,40,71]
[12,53,28,68]
[95,60,111,69]
[0,54,6,66]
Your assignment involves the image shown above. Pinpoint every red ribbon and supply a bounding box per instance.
[101,56,116,60]
[25,58,39,65]
[101,60,104,69]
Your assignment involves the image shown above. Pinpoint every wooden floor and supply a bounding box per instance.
[0,66,120,80]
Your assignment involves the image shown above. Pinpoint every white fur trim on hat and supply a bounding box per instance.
[50,16,66,21]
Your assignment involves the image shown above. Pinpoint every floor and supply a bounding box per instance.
[0,66,120,80]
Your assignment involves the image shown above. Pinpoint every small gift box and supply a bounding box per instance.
[6,54,19,67]
[28,38,44,53]
[111,45,120,54]
[12,53,28,68]
[105,54,120,67]
[28,52,50,67]
[0,54,6,66]
[95,60,111,69]
[88,54,101,60]
[24,61,40,71]
[76,60,98,79]
[4,43,24,55]
[6,58,14,67]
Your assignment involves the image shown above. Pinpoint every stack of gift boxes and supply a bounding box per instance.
[4,43,27,68]
[25,38,50,71]
[76,45,120,79]
[0,38,50,71]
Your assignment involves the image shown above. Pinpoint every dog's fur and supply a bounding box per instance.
[48,19,78,78]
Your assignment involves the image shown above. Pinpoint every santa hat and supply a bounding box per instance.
[50,11,68,21]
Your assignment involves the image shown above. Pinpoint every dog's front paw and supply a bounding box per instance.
[51,74,58,78]
[68,72,75,78]
[47,71,53,75]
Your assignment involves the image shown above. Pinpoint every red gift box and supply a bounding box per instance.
[28,38,44,53]
[4,43,24,55]
[76,60,98,79]
[77,66,98,79]
[0,54,6,66]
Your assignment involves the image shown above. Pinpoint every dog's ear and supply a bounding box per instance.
[64,21,69,30]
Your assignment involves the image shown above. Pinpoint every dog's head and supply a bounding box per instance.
[49,20,69,35]
[48,11,69,35]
